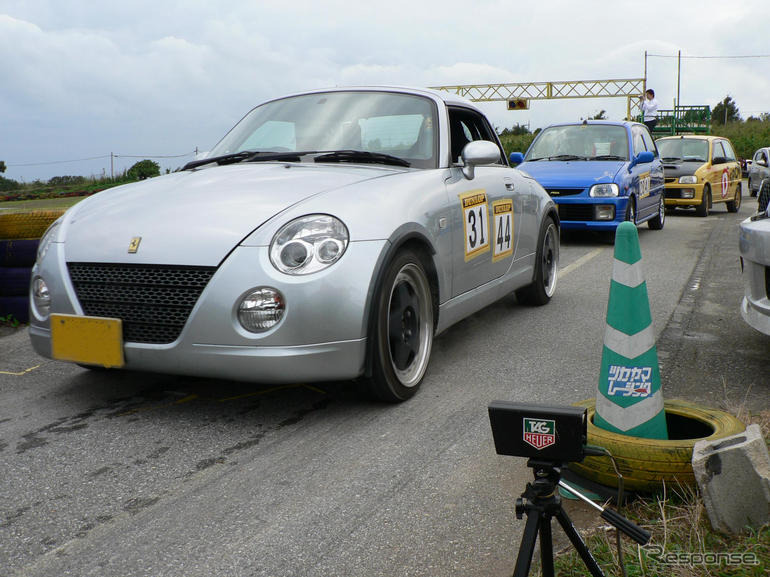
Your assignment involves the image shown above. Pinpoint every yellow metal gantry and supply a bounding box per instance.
[431,78,646,119]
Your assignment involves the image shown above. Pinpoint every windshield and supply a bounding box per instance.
[526,124,629,161]
[209,91,438,169]
[656,138,709,162]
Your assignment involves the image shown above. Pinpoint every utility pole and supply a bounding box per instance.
[110,152,114,181]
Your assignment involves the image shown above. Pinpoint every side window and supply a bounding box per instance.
[763,151,769,165]
[448,107,503,164]
[722,140,736,162]
[632,127,646,156]
[640,129,658,157]
[712,141,726,162]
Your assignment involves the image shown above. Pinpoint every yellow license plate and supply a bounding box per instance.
[50,314,125,368]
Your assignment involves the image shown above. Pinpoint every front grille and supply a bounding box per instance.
[546,188,584,197]
[67,263,217,344]
[665,177,677,184]
[665,189,683,199]
[558,204,595,221]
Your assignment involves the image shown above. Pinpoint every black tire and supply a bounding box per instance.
[624,197,636,224]
[0,239,40,267]
[0,296,29,323]
[726,182,741,213]
[647,194,665,230]
[695,185,710,217]
[568,399,746,492]
[759,180,770,213]
[368,250,434,402]
[0,267,32,297]
[516,216,558,306]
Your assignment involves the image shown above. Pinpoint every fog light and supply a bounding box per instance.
[31,276,51,318]
[682,189,695,199]
[595,205,615,220]
[238,288,285,332]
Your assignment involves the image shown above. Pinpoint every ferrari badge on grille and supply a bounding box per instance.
[128,237,142,253]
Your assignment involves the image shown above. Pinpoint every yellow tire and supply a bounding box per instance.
[0,210,66,240]
[568,398,746,492]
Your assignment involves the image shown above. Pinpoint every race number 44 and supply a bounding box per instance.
[460,190,490,261]
[492,199,513,261]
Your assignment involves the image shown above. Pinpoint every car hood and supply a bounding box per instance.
[519,160,625,188]
[61,163,399,266]
[662,161,707,178]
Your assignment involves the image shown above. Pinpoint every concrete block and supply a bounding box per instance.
[692,424,770,534]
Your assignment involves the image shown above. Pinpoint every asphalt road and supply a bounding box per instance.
[1,193,767,577]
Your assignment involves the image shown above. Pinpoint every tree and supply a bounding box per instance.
[0,175,20,192]
[712,95,741,126]
[591,110,607,120]
[0,160,6,173]
[498,123,531,136]
[127,159,161,180]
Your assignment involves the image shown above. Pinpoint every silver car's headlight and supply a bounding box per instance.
[589,183,619,197]
[31,276,51,318]
[678,175,697,184]
[269,215,349,275]
[37,219,62,263]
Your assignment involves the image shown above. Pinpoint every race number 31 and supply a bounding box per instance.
[492,199,514,261]
[460,190,490,261]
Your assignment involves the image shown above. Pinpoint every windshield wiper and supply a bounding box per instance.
[183,150,314,170]
[314,150,411,167]
[589,155,626,161]
[546,154,587,161]
[661,156,682,162]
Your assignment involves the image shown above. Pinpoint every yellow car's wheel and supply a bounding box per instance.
[0,210,66,240]
[568,399,746,492]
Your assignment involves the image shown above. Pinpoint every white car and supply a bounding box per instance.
[739,202,770,336]
[28,87,559,402]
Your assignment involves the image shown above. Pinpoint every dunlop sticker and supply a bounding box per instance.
[459,190,490,261]
[492,199,513,262]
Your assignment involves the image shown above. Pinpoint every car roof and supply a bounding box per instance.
[657,135,722,142]
[541,120,640,129]
[257,85,482,113]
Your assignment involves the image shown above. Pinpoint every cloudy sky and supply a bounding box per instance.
[2,0,769,182]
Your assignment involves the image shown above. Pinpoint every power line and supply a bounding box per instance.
[7,151,195,168]
[648,53,770,59]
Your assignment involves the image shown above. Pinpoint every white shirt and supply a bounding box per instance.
[642,97,659,121]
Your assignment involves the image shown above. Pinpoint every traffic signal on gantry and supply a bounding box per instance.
[507,98,529,110]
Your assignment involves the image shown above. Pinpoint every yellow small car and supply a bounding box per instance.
[657,135,742,216]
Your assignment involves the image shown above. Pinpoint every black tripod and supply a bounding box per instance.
[512,460,650,577]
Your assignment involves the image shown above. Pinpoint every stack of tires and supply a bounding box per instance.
[0,210,66,323]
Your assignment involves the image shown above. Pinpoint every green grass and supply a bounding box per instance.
[0,196,87,210]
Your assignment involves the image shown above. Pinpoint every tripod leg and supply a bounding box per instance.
[538,514,554,577]
[512,508,541,577]
[554,507,605,577]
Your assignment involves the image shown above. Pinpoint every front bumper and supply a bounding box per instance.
[738,218,770,336]
[554,197,630,231]
[664,182,704,207]
[29,239,388,383]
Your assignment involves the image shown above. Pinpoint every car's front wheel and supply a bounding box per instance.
[648,194,666,230]
[696,185,711,217]
[368,250,434,402]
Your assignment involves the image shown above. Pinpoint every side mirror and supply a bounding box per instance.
[460,140,502,180]
[509,152,525,166]
[628,150,654,172]
[712,157,727,165]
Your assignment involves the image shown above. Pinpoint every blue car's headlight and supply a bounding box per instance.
[269,215,349,275]
[589,183,619,198]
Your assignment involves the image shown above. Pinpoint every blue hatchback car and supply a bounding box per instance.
[510,120,665,232]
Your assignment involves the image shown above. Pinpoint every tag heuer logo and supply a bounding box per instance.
[523,418,556,450]
[128,237,142,254]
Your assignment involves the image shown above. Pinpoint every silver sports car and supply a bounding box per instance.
[29,87,559,401]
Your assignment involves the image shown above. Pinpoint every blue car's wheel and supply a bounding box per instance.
[369,249,434,402]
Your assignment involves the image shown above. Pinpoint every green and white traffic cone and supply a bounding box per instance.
[595,222,668,439]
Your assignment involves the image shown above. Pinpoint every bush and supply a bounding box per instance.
[713,120,770,160]
[0,175,20,192]
[127,159,161,180]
